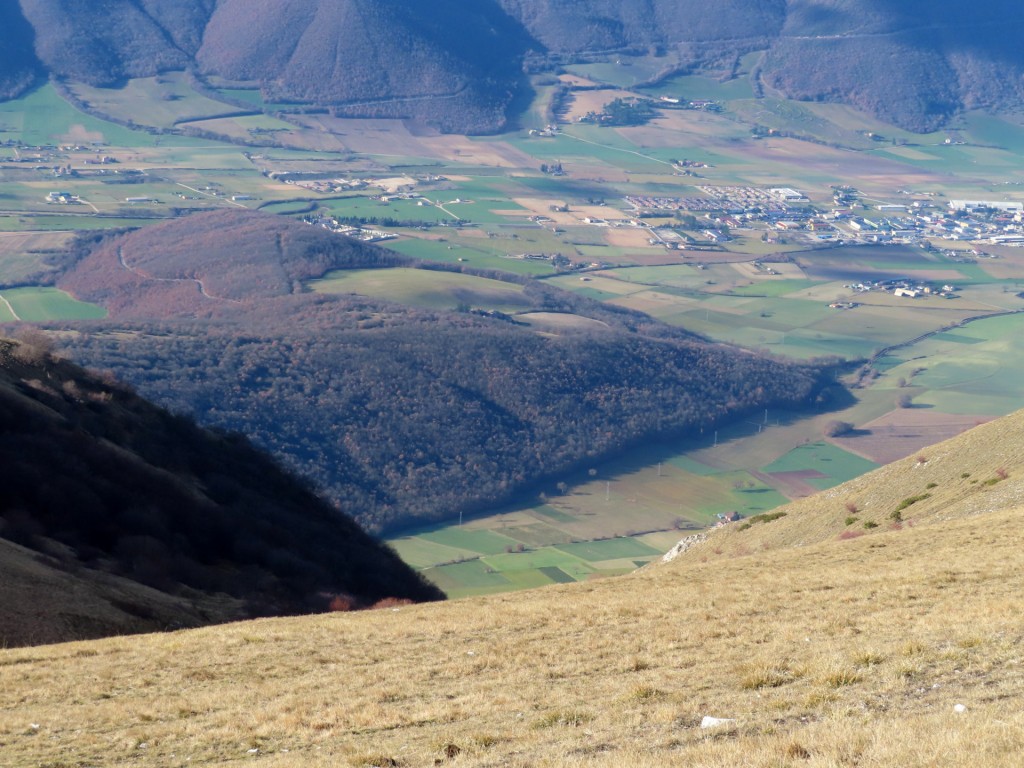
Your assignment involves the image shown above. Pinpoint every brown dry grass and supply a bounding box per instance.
[3,415,1024,766]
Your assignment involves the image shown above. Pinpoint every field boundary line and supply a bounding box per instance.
[561,130,675,168]
[0,293,21,321]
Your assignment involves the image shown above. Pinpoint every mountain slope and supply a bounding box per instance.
[679,406,1024,561]
[0,335,442,647]
[0,1,41,99]
[198,0,531,132]
[7,1,1024,132]
[761,0,1024,130]
[497,0,786,53]
[1,414,1022,766]
[17,0,214,86]
[0,536,222,648]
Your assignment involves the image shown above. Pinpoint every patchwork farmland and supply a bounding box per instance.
[4,56,1024,595]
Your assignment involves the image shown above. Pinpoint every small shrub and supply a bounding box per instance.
[845,516,859,526]
[629,685,663,702]
[741,511,787,530]
[996,468,1009,480]
[823,419,854,437]
[925,482,938,489]
[740,665,793,690]
[785,742,812,760]
[961,472,971,478]
[823,669,861,688]
[354,756,405,768]
[472,734,500,749]
[889,510,902,522]
[440,744,462,761]
[853,651,885,667]
[895,493,931,513]
[863,521,878,529]
[628,658,652,672]
[329,594,356,612]
[837,530,864,541]
[844,501,859,514]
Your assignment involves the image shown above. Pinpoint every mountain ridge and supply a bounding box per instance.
[3,1,1023,132]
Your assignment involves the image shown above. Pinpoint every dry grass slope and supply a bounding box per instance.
[2,413,1024,766]
[686,409,1024,560]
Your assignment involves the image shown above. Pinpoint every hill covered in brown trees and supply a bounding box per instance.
[48,211,841,534]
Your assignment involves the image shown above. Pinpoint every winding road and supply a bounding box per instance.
[117,246,242,303]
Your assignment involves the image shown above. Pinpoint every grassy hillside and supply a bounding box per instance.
[683,409,1024,561]
[0,334,442,647]
[0,535,228,647]
[2,413,1022,766]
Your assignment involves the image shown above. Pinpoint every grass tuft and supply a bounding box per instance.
[533,710,593,728]
[823,668,862,688]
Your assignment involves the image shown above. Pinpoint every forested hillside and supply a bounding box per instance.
[0,2,40,99]
[50,211,835,534]
[496,0,786,53]
[199,0,531,132]
[761,0,1024,130]
[4,1,1023,132]
[0,334,443,646]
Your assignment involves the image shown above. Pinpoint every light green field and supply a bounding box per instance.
[0,287,106,322]
[564,57,671,88]
[383,237,555,276]
[310,267,531,312]
[0,231,73,284]
[67,75,245,130]
[762,442,880,491]
[554,537,661,561]
[0,85,216,149]
[881,314,1024,416]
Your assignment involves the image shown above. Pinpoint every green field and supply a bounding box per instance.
[0,84,218,149]
[310,267,532,312]
[762,442,880,491]
[0,287,106,322]
[67,75,246,130]
[383,237,555,276]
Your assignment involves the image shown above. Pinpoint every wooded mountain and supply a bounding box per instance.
[0,333,443,646]
[47,211,837,534]
[4,1,1023,132]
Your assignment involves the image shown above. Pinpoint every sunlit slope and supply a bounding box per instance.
[682,408,1024,560]
[3,415,1023,766]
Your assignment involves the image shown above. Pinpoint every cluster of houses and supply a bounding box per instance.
[303,214,398,243]
[844,279,958,300]
[623,184,1024,250]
